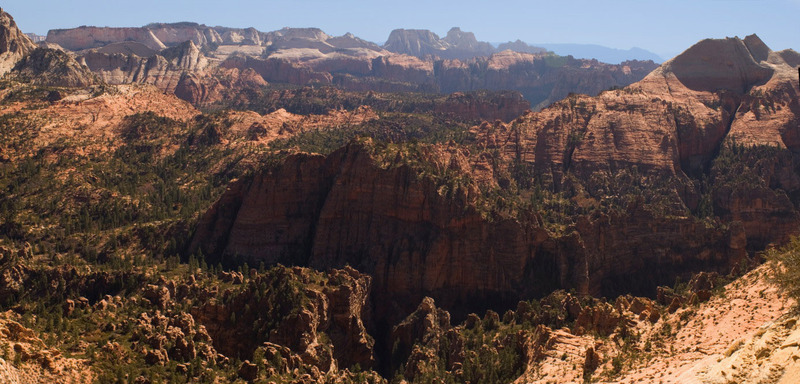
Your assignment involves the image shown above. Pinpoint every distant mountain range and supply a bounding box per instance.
[531,43,664,64]
[33,23,660,110]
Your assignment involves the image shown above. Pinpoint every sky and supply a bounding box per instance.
[2,0,798,59]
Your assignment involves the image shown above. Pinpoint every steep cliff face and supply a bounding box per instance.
[45,23,228,52]
[10,47,95,87]
[191,140,750,328]
[432,91,532,122]
[470,35,800,248]
[145,22,224,47]
[45,23,384,56]
[44,23,656,109]
[442,27,496,58]
[382,27,526,60]
[479,35,799,185]
[173,67,267,106]
[219,55,333,86]
[435,51,658,109]
[667,35,773,94]
[218,27,262,45]
[192,35,800,326]
[0,7,36,76]
[192,143,534,322]
[46,26,167,52]
[262,27,340,53]
[383,29,449,59]
[217,50,655,110]
[79,40,209,93]
[160,40,208,71]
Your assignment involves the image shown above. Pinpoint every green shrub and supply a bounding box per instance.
[767,236,800,302]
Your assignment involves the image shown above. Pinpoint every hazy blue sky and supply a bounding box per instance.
[3,0,798,59]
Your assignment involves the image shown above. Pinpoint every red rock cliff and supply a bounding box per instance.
[191,35,800,324]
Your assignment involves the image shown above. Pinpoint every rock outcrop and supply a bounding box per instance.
[46,26,166,52]
[382,27,528,60]
[441,27,497,58]
[390,297,454,379]
[79,40,209,92]
[697,314,800,383]
[173,67,267,106]
[0,312,93,383]
[432,90,531,122]
[132,310,217,366]
[190,266,376,371]
[667,35,774,93]
[383,29,449,59]
[10,48,95,87]
[145,22,224,47]
[0,7,36,76]
[219,55,333,86]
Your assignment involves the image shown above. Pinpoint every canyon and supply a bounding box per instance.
[0,6,800,383]
[192,33,800,321]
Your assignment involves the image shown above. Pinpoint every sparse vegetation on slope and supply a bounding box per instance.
[0,13,799,382]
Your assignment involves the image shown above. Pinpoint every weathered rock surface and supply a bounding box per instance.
[391,297,452,376]
[383,27,498,60]
[173,67,267,106]
[383,29,450,59]
[477,35,799,191]
[10,48,95,87]
[382,27,541,60]
[79,40,208,93]
[191,140,748,332]
[0,312,93,383]
[132,310,217,366]
[190,266,376,371]
[145,22,223,47]
[0,8,36,76]
[432,90,531,122]
[667,35,774,94]
[219,55,333,86]
[697,315,800,383]
[46,26,166,52]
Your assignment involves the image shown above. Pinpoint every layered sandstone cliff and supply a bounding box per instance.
[191,35,800,327]
[215,50,656,109]
[46,27,166,52]
[79,40,209,93]
[44,23,657,109]
[191,139,751,331]
[477,35,798,181]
